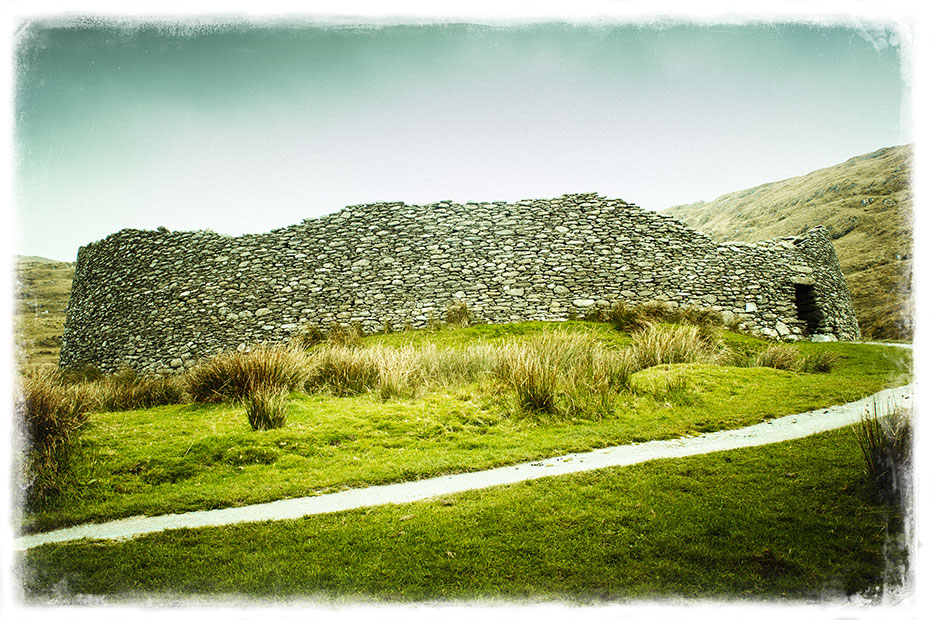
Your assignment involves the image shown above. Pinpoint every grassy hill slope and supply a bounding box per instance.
[664,145,913,341]
[14,256,75,371]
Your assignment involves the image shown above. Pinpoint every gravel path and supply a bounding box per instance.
[15,382,912,551]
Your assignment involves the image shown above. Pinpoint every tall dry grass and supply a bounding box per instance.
[629,324,728,369]
[245,387,289,430]
[753,344,801,371]
[299,325,729,416]
[88,369,188,411]
[855,401,911,504]
[17,368,94,508]
[305,343,497,399]
[305,345,380,396]
[293,323,324,348]
[798,350,840,373]
[587,300,724,333]
[445,301,474,327]
[495,332,636,418]
[326,322,364,346]
[186,345,310,403]
[752,345,840,373]
[303,331,638,418]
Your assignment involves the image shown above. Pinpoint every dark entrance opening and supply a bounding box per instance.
[794,283,823,335]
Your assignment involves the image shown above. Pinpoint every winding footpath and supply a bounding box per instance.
[15,380,913,552]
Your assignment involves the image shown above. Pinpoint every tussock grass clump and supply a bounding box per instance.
[445,302,473,327]
[798,350,840,373]
[420,344,498,387]
[562,347,638,416]
[630,324,728,369]
[294,323,324,348]
[60,364,104,384]
[496,341,560,415]
[17,368,93,508]
[306,346,381,396]
[495,332,635,418]
[753,344,801,371]
[750,345,839,374]
[186,345,309,403]
[603,301,651,333]
[855,402,911,504]
[720,349,754,368]
[367,344,489,400]
[305,343,497,399]
[245,387,289,431]
[666,304,724,328]
[326,322,363,346]
[368,347,417,400]
[92,370,188,411]
[585,300,726,338]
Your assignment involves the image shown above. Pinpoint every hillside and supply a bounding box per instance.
[664,145,913,340]
[13,256,75,370]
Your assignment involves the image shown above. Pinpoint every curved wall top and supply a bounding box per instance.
[60,193,860,372]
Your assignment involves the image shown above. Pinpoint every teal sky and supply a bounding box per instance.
[14,18,910,261]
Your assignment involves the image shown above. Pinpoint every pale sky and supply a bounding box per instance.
[12,10,912,261]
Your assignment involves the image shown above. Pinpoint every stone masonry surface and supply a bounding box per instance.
[60,193,860,373]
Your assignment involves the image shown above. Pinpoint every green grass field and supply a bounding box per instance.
[14,319,913,602]
[19,322,911,536]
[18,426,908,602]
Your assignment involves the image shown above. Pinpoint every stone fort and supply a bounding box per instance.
[60,193,860,373]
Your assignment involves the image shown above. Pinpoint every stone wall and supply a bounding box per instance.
[60,193,860,373]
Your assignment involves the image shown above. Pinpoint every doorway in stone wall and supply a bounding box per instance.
[794,283,823,335]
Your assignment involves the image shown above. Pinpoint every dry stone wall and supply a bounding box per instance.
[60,193,860,373]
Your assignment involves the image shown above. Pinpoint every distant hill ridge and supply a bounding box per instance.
[14,257,75,370]
[17,255,71,264]
[664,145,913,340]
